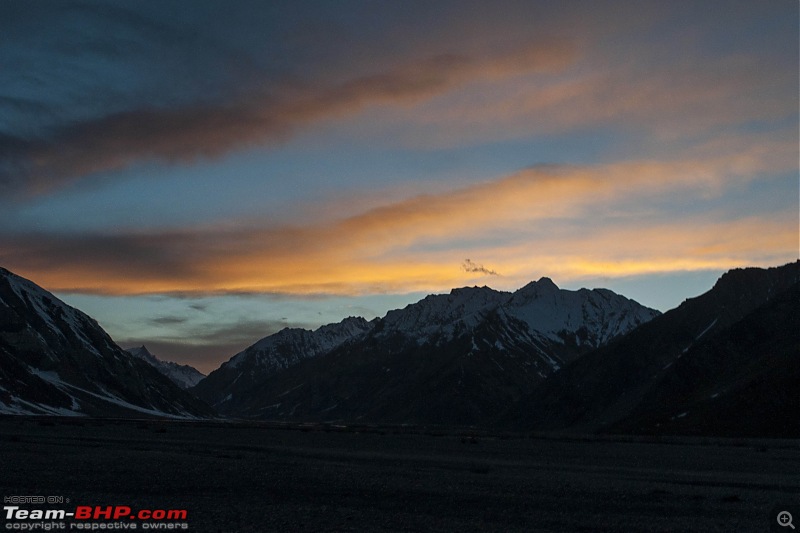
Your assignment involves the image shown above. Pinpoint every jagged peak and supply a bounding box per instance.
[328,316,371,328]
[127,345,146,354]
[446,285,506,305]
[537,276,558,289]
[515,276,560,298]
[127,345,157,363]
[224,315,374,370]
[265,317,372,339]
[449,285,494,295]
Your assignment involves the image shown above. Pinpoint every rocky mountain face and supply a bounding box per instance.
[502,261,799,436]
[376,278,658,353]
[194,278,659,423]
[606,282,799,437]
[2,260,793,437]
[0,267,213,418]
[192,317,375,410]
[127,345,206,389]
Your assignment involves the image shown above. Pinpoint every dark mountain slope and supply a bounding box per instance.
[502,261,798,433]
[225,309,561,424]
[0,267,213,418]
[606,281,799,437]
[192,317,374,410]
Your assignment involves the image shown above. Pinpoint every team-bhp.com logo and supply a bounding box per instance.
[74,507,187,521]
[4,504,189,530]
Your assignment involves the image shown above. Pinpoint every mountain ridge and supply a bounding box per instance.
[500,260,799,435]
[194,277,660,422]
[606,281,799,437]
[127,345,206,390]
[193,316,375,409]
[0,267,213,418]
[3,262,794,437]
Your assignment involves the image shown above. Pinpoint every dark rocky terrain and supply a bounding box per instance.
[1,416,797,532]
[0,267,213,418]
[607,282,799,437]
[503,262,799,436]
[193,317,375,412]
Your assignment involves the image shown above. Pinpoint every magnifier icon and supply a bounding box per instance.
[778,511,795,529]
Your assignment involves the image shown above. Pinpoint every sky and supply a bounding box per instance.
[0,0,797,374]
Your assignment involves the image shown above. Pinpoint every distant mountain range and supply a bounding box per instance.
[0,267,212,418]
[193,278,660,423]
[0,262,796,437]
[127,345,205,389]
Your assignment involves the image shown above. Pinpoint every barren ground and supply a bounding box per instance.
[1,417,797,532]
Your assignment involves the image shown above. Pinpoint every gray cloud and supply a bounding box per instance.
[0,1,579,198]
[0,230,204,285]
[2,45,575,197]
[149,316,188,326]
[462,259,500,276]
[117,318,311,374]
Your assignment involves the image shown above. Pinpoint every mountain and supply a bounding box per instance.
[192,317,375,410]
[196,278,659,423]
[502,261,799,436]
[378,278,657,353]
[606,282,799,437]
[127,345,205,389]
[0,267,213,418]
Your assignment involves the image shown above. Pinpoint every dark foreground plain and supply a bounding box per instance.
[1,417,797,532]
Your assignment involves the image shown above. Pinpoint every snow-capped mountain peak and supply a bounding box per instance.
[375,278,658,350]
[127,345,205,390]
[516,277,560,298]
[193,276,661,415]
[193,316,375,408]
[227,316,373,371]
[127,345,159,365]
[380,286,508,336]
[507,283,660,348]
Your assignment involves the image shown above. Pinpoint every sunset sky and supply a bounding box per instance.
[1,0,797,373]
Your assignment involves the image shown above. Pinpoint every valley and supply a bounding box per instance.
[1,416,796,532]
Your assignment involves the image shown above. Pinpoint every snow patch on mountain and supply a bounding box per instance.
[0,394,83,417]
[26,367,198,418]
[0,362,199,418]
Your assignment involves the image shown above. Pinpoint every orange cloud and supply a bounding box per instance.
[2,144,795,297]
